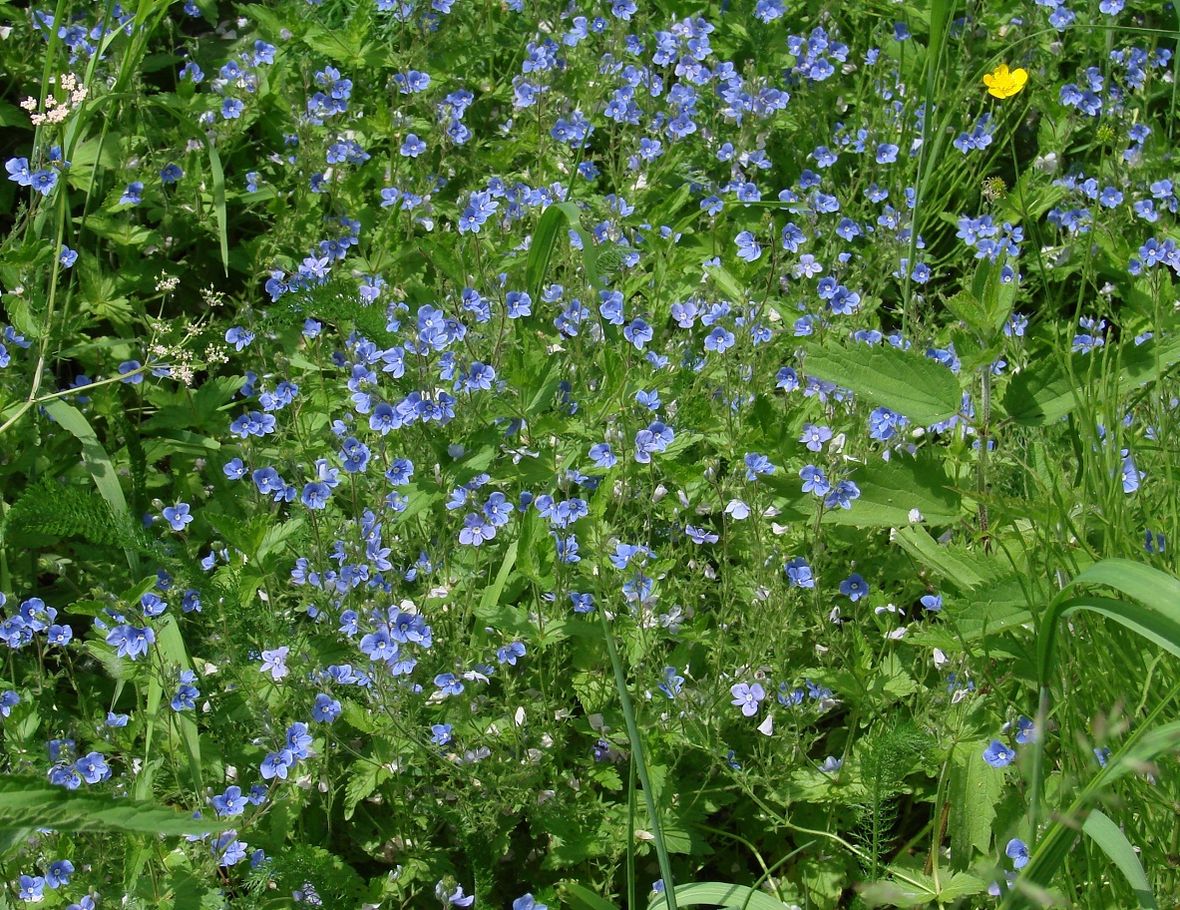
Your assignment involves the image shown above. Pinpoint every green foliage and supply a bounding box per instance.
[0,776,223,838]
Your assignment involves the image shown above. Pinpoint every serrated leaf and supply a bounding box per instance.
[948,741,1003,868]
[343,760,391,820]
[822,455,961,527]
[0,776,222,836]
[802,342,960,424]
[891,526,1010,589]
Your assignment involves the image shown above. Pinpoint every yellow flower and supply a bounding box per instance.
[983,63,1028,99]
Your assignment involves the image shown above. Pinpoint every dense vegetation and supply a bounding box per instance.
[1,0,1178,907]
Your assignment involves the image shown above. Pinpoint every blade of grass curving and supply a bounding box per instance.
[649,882,790,910]
[207,142,230,277]
[1036,559,1180,692]
[524,201,609,296]
[1016,560,1180,910]
[526,201,578,302]
[596,607,677,910]
[0,776,222,836]
[41,399,139,575]
[1081,810,1157,910]
[1005,706,1177,910]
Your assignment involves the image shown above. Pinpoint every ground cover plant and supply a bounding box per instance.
[0,0,1179,907]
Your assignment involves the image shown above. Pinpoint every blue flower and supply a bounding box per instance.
[400,133,427,157]
[735,231,762,262]
[106,624,155,660]
[300,482,331,510]
[434,673,465,697]
[45,859,74,888]
[74,750,111,784]
[589,443,617,469]
[30,170,58,196]
[624,318,653,350]
[0,690,19,717]
[312,693,342,723]
[784,557,815,589]
[982,739,1016,768]
[839,573,869,601]
[18,876,45,902]
[799,423,833,451]
[824,480,860,511]
[730,682,766,717]
[161,502,194,531]
[659,666,684,699]
[744,452,775,481]
[117,360,143,384]
[1005,838,1030,869]
[5,157,32,186]
[704,326,735,353]
[212,786,247,817]
[496,641,526,665]
[260,749,294,780]
[800,464,830,496]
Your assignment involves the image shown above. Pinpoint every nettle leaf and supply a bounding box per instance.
[822,455,961,527]
[948,740,1003,868]
[802,341,961,425]
[0,776,222,836]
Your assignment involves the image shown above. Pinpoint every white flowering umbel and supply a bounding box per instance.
[21,73,88,126]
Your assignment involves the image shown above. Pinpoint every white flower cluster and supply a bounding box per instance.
[20,73,88,126]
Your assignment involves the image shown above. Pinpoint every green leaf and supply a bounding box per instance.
[154,614,204,793]
[948,741,1003,868]
[650,881,793,910]
[527,202,581,302]
[562,882,620,910]
[891,526,1009,589]
[1038,560,1180,685]
[0,776,222,836]
[1003,330,1180,426]
[821,455,961,527]
[206,142,229,277]
[524,202,610,294]
[1081,810,1157,910]
[42,399,139,575]
[343,759,391,820]
[801,342,961,424]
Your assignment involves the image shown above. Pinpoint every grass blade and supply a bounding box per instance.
[206,141,229,277]
[1081,810,1157,910]
[41,399,139,575]
[649,881,791,910]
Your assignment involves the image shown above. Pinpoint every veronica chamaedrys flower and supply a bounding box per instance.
[983,739,1016,768]
[983,63,1028,99]
[160,502,193,531]
[730,682,765,716]
[1005,838,1030,869]
[839,573,869,601]
[259,646,289,681]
